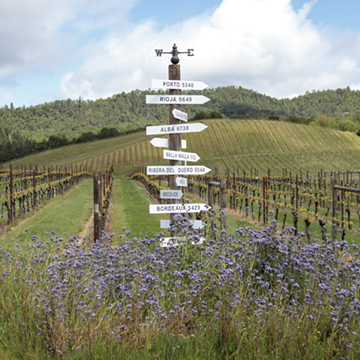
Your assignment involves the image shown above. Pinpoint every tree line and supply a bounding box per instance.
[2,86,360,163]
[0,126,124,163]
[2,86,360,140]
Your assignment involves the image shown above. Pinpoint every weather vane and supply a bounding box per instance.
[155,44,194,64]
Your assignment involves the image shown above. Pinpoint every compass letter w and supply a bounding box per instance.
[155,49,163,57]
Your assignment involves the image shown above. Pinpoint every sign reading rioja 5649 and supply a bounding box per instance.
[146,95,210,105]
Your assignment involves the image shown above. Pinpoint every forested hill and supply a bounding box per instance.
[1,86,360,140]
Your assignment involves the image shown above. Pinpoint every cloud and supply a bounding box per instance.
[0,0,137,82]
[59,0,360,101]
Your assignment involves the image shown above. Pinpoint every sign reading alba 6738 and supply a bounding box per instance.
[146,95,210,105]
[146,123,207,136]
[149,203,209,214]
[147,165,211,175]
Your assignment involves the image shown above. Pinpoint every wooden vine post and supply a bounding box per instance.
[9,164,13,223]
[93,171,102,242]
[332,176,338,241]
[220,178,227,230]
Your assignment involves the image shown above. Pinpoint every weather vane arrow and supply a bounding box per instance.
[155,44,194,64]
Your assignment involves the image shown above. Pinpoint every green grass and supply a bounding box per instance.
[0,180,93,249]
[110,179,170,243]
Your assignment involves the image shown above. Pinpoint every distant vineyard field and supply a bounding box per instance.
[6,118,360,177]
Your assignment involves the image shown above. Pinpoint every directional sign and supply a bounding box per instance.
[147,166,211,176]
[160,189,183,199]
[149,203,210,214]
[146,123,207,136]
[146,95,210,105]
[172,108,188,122]
[160,237,205,247]
[160,220,204,229]
[163,150,200,162]
[176,177,188,187]
[152,79,208,90]
[150,138,187,149]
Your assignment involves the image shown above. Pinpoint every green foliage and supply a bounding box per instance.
[0,126,124,163]
[3,87,360,142]
[192,110,223,120]
[230,112,270,120]
[286,116,316,125]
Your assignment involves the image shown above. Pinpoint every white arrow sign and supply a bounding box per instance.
[163,150,200,162]
[160,219,204,229]
[172,108,188,122]
[176,177,188,187]
[160,237,205,247]
[160,189,183,199]
[152,79,208,90]
[149,203,210,214]
[147,166,211,175]
[146,123,207,136]
[150,138,187,149]
[146,95,210,105]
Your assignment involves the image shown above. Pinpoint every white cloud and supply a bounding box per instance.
[60,0,360,101]
[0,0,137,82]
[2,0,360,106]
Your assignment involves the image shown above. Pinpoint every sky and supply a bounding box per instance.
[1,0,360,108]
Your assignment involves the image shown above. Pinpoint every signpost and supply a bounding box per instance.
[160,219,204,229]
[147,165,211,175]
[176,177,188,187]
[146,123,207,136]
[163,150,200,162]
[150,138,187,148]
[172,108,188,122]
[146,43,211,236]
[159,237,205,247]
[160,189,183,199]
[146,95,210,105]
[152,79,208,90]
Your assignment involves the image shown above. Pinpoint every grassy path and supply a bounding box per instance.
[110,179,170,244]
[0,180,93,250]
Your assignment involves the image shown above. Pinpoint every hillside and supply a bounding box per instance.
[7,118,360,177]
[1,86,360,140]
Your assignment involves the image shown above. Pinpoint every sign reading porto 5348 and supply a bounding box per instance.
[151,79,208,90]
